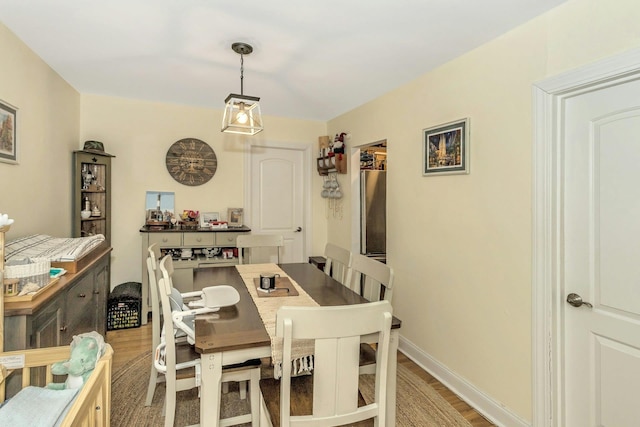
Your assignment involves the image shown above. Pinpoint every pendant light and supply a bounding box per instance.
[221,42,263,135]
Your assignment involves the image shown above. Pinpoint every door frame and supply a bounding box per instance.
[243,139,313,261]
[349,139,388,256]
[532,47,640,426]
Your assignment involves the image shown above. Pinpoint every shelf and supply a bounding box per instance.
[74,151,112,243]
[317,154,346,175]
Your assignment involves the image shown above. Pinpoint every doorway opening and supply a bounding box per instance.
[359,141,387,264]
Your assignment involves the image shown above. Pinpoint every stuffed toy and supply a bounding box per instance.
[47,331,105,390]
[332,132,347,154]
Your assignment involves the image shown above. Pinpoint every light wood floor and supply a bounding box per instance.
[107,322,495,426]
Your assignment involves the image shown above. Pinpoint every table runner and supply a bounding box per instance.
[236,263,317,378]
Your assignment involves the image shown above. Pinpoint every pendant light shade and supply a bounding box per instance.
[222,43,263,135]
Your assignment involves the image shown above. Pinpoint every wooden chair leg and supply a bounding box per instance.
[145,364,159,406]
[249,369,261,426]
[164,373,176,427]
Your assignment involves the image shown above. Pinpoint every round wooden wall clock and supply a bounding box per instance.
[165,138,217,186]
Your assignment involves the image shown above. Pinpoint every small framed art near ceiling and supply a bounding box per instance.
[422,118,469,176]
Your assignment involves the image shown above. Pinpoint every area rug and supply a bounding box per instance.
[111,351,473,426]
[110,351,250,426]
[359,367,473,427]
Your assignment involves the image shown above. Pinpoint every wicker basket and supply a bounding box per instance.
[4,257,51,291]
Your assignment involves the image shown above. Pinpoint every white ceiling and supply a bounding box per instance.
[0,0,566,121]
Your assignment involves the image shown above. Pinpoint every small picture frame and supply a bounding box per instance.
[227,208,244,227]
[199,212,220,228]
[423,118,470,176]
[145,191,175,224]
[0,99,17,163]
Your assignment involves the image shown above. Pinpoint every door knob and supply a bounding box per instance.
[566,293,593,308]
[294,227,302,232]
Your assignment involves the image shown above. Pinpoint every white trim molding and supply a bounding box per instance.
[399,336,529,427]
[532,47,640,427]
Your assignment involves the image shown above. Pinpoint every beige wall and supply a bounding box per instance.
[328,0,640,421]
[80,95,326,288]
[3,0,640,423]
[0,23,80,238]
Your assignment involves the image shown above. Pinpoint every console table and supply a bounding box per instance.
[139,226,251,324]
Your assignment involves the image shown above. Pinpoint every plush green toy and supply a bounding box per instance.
[47,332,105,390]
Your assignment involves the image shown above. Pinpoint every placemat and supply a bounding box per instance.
[252,276,299,297]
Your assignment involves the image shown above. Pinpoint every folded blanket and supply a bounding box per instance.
[4,234,105,262]
[0,386,78,427]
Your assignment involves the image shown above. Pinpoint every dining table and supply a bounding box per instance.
[193,262,402,427]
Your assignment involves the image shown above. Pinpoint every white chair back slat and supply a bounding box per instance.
[323,243,352,286]
[346,254,394,302]
[236,234,284,264]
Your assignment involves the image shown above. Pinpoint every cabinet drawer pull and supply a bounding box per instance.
[78,293,87,298]
[93,290,100,295]
[162,238,168,242]
[60,326,67,332]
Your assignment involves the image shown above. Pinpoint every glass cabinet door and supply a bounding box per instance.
[73,150,113,244]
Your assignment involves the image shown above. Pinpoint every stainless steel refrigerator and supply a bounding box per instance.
[360,170,386,257]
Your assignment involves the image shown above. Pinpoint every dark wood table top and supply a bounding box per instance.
[193,263,401,355]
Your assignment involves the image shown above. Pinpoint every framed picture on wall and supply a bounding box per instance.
[422,118,470,176]
[0,100,17,163]
[227,208,244,228]
[145,191,175,223]
[199,212,220,228]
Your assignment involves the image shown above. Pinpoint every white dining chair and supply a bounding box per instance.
[259,301,393,427]
[145,244,206,406]
[345,254,395,376]
[236,234,284,264]
[323,243,352,286]
[144,243,163,406]
[345,253,394,303]
[155,255,261,427]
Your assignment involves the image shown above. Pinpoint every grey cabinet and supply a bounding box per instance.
[31,296,63,348]
[3,249,111,352]
[94,257,109,332]
[62,264,103,342]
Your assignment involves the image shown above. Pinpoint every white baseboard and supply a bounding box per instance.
[398,336,530,427]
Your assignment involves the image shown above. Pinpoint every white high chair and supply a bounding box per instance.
[155,255,261,427]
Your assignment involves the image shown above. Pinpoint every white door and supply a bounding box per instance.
[563,77,640,426]
[246,144,306,263]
